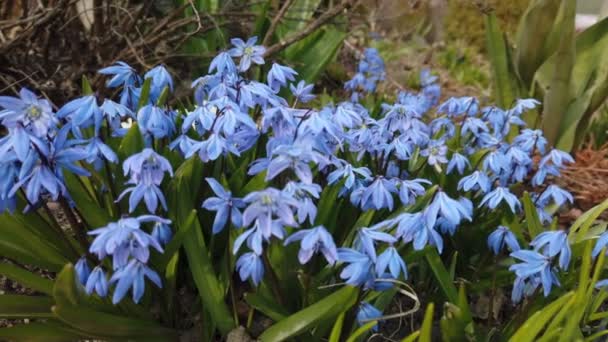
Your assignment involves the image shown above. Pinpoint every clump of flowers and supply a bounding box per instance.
[0,36,582,331]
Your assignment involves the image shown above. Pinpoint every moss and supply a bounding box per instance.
[444,0,530,52]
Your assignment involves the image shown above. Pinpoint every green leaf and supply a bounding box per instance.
[509,292,575,341]
[419,303,435,342]
[0,322,85,342]
[258,286,358,342]
[0,263,53,295]
[569,198,608,243]
[314,181,343,226]
[541,0,575,146]
[180,210,235,334]
[286,28,346,82]
[64,172,111,228]
[52,305,178,340]
[328,312,345,342]
[514,0,561,85]
[137,78,152,110]
[522,192,544,238]
[156,86,171,106]
[244,292,289,322]
[484,13,515,108]
[81,75,93,95]
[118,123,144,160]
[345,321,377,342]
[425,249,458,303]
[52,264,81,307]
[0,295,54,318]
[401,330,420,342]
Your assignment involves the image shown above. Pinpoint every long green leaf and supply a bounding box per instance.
[522,192,544,238]
[0,322,85,342]
[0,263,53,295]
[485,13,515,108]
[425,249,458,303]
[345,321,377,342]
[180,210,235,334]
[258,286,358,342]
[0,295,54,318]
[509,292,575,341]
[419,303,435,342]
[244,292,289,322]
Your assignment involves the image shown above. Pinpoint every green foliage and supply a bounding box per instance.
[485,1,608,150]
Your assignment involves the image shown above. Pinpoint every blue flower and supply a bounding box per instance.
[337,248,374,287]
[510,98,540,116]
[480,187,520,213]
[356,302,383,331]
[397,179,429,206]
[530,231,571,270]
[267,63,297,92]
[84,137,118,170]
[356,227,397,262]
[137,105,176,140]
[209,52,237,76]
[447,152,470,175]
[0,88,56,137]
[540,149,574,169]
[420,140,448,168]
[283,182,321,224]
[152,221,173,245]
[513,129,547,154]
[487,226,520,255]
[426,191,472,228]
[355,177,397,211]
[144,65,173,101]
[75,257,90,285]
[461,117,488,137]
[98,61,140,88]
[229,37,265,72]
[538,185,573,207]
[85,266,108,297]
[201,178,246,233]
[242,188,299,234]
[457,171,491,193]
[118,148,173,213]
[56,95,102,137]
[236,252,264,286]
[284,225,338,265]
[509,250,558,298]
[376,246,407,279]
[109,259,162,304]
[264,144,327,184]
[327,162,372,190]
[290,80,315,103]
[592,231,608,259]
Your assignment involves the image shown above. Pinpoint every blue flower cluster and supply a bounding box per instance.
[0,36,577,319]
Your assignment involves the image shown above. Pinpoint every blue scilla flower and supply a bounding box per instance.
[376,246,407,279]
[88,216,168,266]
[284,225,338,265]
[327,162,372,190]
[447,152,470,175]
[192,75,220,105]
[119,148,173,213]
[0,88,56,137]
[151,221,172,245]
[137,105,176,140]
[201,178,246,233]
[181,105,215,135]
[482,149,510,175]
[458,170,491,193]
[513,129,547,154]
[283,182,321,224]
[119,85,141,111]
[109,259,162,304]
[209,51,237,76]
[236,252,264,286]
[426,191,472,228]
[353,177,397,211]
[397,179,429,206]
[186,133,240,162]
[592,231,608,258]
[461,116,488,137]
[264,143,328,184]
[480,187,520,213]
[540,149,574,169]
[510,98,540,116]
[209,97,257,136]
[229,37,265,72]
[392,212,443,252]
[430,117,456,139]
[356,227,397,262]
[100,99,133,136]
[510,250,558,299]
[337,248,374,287]
[356,302,383,331]
[83,137,118,170]
[437,96,477,117]
[56,95,102,137]
[538,185,573,207]
[532,162,562,187]
[144,65,173,101]
[421,140,448,168]
[85,266,108,297]
[11,127,90,204]
[242,187,299,232]
[290,80,315,104]
[267,63,297,92]
[75,257,90,285]
[98,61,141,88]
[487,226,520,255]
[530,231,571,270]
[0,125,34,162]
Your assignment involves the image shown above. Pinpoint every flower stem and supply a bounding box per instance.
[262,251,286,307]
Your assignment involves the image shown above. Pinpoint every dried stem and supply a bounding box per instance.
[262,0,294,47]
